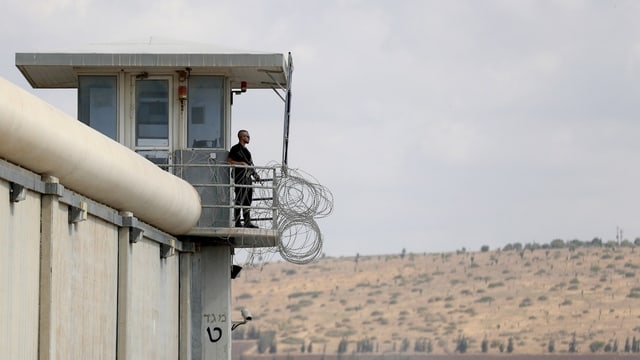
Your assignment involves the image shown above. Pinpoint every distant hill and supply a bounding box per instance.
[232,244,640,355]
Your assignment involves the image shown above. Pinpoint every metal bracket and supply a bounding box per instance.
[130,227,144,243]
[68,201,88,223]
[231,320,247,331]
[9,183,26,202]
[121,213,144,243]
[160,239,175,258]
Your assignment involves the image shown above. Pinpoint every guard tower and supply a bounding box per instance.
[16,38,293,360]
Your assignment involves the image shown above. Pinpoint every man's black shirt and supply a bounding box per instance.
[228,143,253,184]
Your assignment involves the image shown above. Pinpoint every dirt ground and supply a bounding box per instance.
[232,245,640,356]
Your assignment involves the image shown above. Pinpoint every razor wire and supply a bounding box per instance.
[244,163,333,265]
[170,156,332,266]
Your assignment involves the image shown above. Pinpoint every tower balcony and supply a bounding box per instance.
[171,150,279,248]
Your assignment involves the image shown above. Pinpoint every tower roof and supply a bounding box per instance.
[16,37,289,89]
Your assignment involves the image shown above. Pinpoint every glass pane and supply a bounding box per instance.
[136,79,169,147]
[137,150,170,170]
[78,76,117,140]
[188,76,224,148]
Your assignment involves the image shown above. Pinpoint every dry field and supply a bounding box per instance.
[232,245,640,356]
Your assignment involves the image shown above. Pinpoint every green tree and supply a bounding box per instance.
[551,239,565,249]
[481,337,489,353]
[569,333,578,353]
[357,338,374,353]
[455,335,468,353]
[507,337,514,353]
[400,338,410,352]
[338,338,348,354]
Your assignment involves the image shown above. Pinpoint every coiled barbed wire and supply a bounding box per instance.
[173,154,332,266]
[278,217,323,265]
[243,163,333,265]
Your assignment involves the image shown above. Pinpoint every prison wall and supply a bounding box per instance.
[39,190,119,359]
[0,76,200,359]
[117,225,180,359]
[0,159,189,360]
[0,177,41,359]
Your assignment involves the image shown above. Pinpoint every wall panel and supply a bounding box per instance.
[120,237,180,359]
[2,160,185,359]
[0,181,41,360]
[40,196,119,359]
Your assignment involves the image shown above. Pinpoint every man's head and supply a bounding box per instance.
[238,130,250,145]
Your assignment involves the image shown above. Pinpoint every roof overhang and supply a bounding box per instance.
[15,38,289,89]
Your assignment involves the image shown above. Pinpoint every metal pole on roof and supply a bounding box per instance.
[281,52,293,173]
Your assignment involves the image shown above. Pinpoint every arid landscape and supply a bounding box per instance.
[232,241,640,357]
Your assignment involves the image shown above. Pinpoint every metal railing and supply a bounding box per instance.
[170,162,279,231]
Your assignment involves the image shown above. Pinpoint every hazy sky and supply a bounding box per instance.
[2,0,640,257]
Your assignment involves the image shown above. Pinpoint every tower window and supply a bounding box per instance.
[188,76,224,148]
[78,76,117,140]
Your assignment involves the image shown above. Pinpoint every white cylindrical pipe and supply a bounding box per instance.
[0,77,201,235]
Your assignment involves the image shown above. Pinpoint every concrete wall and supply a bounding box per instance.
[0,180,41,359]
[0,159,191,359]
[118,235,180,359]
[39,193,119,359]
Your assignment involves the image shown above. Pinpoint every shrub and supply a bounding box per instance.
[476,296,494,303]
[286,299,313,312]
[627,290,640,299]
[560,299,573,306]
[288,291,323,299]
[519,298,533,307]
[590,341,605,353]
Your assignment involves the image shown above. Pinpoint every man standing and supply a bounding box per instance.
[227,129,260,228]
